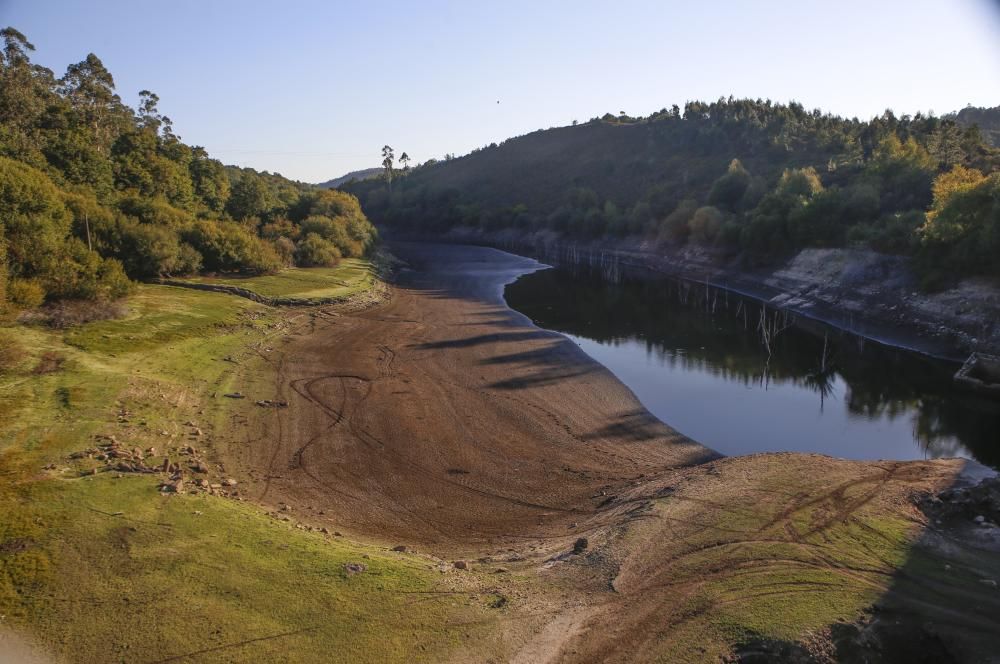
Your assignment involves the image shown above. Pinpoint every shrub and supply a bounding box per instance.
[7,278,45,308]
[40,300,127,328]
[183,221,282,274]
[294,233,342,267]
[657,199,698,244]
[688,206,725,244]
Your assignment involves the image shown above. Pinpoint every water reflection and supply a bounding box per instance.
[505,267,1000,467]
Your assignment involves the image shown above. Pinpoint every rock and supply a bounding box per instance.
[975,515,986,524]
[453,560,468,570]
[391,545,408,552]
[196,479,209,488]
[573,537,589,554]
[191,428,203,437]
[222,478,237,487]
[320,527,330,535]
[191,462,208,473]
[344,562,367,575]
[224,392,245,399]
[334,531,343,537]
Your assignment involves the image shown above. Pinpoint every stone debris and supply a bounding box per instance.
[344,562,367,575]
[255,400,289,408]
[453,560,468,570]
[223,392,245,399]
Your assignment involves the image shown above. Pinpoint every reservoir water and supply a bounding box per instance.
[505,265,1000,467]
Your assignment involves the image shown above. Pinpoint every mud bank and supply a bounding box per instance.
[221,241,1000,662]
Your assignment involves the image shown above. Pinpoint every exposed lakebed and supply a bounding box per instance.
[505,264,1000,467]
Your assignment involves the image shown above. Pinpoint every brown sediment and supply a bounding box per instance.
[231,242,715,553]
[224,242,1000,662]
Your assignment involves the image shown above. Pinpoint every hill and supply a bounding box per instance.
[318,167,383,189]
[948,104,1000,147]
[345,100,1000,285]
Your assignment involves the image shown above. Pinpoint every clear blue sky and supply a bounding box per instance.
[2,0,999,182]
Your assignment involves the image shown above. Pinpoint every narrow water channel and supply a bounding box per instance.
[505,265,1000,467]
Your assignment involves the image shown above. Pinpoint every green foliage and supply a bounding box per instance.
[226,170,275,221]
[184,220,282,274]
[294,233,342,267]
[7,278,44,308]
[659,199,698,244]
[0,27,378,301]
[344,97,997,281]
[917,168,1000,282]
[708,159,751,211]
[689,205,725,244]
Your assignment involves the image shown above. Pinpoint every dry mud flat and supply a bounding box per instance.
[226,243,1000,663]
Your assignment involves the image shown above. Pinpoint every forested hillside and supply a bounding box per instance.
[949,105,1000,148]
[0,27,376,311]
[318,167,383,189]
[347,100,1000,286]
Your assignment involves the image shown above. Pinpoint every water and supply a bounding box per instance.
[505,265,1000,467]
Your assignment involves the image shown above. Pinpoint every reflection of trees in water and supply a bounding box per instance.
[507,267,1000,467]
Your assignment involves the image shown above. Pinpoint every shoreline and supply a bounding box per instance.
[234,242,1000,660]
[405,227,1000,364]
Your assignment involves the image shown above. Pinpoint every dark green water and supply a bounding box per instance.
[505,266,1000,467]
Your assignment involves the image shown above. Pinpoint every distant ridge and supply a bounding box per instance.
[947,105,1000,148]
[318,167,383,189]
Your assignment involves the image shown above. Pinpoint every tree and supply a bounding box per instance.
[226,171,274,221]
[59,53,128,154]
[381,145,395,192]
[400,152,410,171]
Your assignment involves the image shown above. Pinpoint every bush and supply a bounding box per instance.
[43,239,134,301]
[183,221,282,274]
[688,206,725,244]
[657,199,698,244]
[7,278,45,308]
[39,300,127,328]
[294,233,342,267]
[117,220,202,278]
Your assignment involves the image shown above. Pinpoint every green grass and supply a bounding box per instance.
[603,459,932,663]
[175,260,375,303]
[0,275,506,663]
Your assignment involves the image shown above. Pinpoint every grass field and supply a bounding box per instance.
[0,266,511,663]
[174,259,376,303]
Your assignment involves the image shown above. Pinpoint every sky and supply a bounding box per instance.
[2,0,999,183]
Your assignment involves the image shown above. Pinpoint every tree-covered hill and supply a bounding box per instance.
[346,100,1000,286]
[318,167,383,189]
[948,105,1000,148]
[0,27,377,311]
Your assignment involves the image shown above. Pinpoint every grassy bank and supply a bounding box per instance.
[171,259,376,304]
[0,264,505,663]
